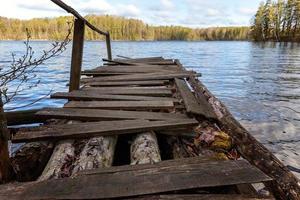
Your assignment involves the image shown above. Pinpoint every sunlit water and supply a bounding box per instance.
[1,41,299,177]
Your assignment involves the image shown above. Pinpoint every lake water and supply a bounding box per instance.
[1,41,300,177]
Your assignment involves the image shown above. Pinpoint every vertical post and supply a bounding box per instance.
[69,18,85,92]
[0,93,11,183]
[105,33,112,60]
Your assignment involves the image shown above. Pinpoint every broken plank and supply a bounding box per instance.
[36,108,188,121]
[64,100,174,110]
[51,91,180,102]
[175,78,217,119]
[81,72,195,83]
[12,119,198,143]
[82,66,181,74]
[84,80,168,87]
[81,87,172,97]
[0,158,272,199]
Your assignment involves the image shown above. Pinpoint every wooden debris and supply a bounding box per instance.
[5,109,45,126]
[0,159,272,199]
[13,119,198,143]
[175,78,217,119]
[51,91,180,102]
[84,80,168,87]
[36,108,188,121]
[131,132,161,165]
[65,100,174,110]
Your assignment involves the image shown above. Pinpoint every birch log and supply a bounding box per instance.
[72,136,117,174]
[130,132,161,165]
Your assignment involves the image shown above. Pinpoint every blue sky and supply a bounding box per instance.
[0,0,262,27]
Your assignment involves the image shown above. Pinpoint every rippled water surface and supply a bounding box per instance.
[1,41,299,176]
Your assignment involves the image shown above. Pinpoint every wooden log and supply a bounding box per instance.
[65,100,174,110]
[5,109,45,126]
[11,142,54,182]
[131,132,161,165]
[84,80,168,87]
[0,94,12,183]
[69,18,85,92]
[12,119,199,143]
[51,91,180,102]
[72,136,117,174]
[81,87,172,97]
[105,33,112,60]
[81,72,195,83]
[175,78,217,119]
[187,76,300,200]
[0,159,272,199]
[36,108,189,121]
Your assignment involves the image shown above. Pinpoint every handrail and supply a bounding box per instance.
[51,0,109,36]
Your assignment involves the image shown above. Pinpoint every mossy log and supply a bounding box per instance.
[131,132,161,165]
[187,76,300,200]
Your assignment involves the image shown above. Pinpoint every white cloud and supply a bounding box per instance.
[238,8,256,16]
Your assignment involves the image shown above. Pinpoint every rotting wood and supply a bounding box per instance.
[51,91,180,102]
[81,87,172,97]
[12,119,198,143]
[187,76,300,200]
[65,100,174,110]
[71,136,117,175]
[84,80,168,87]
[131,132,161,165]
[0,159,272,199]
[69,18,85,92]
[81,67,180,75]
[175,78,217,119]
[36,108,189,121]
[81,72,196,83]
[5,109,45,126]
[11,142,54,182]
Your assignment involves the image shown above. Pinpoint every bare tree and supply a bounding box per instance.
[0,22,72,183]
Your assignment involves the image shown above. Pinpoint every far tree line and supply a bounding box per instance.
[252,0,300,41]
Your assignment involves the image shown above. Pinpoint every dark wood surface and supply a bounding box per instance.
[0,158,272,199]
[12,119,198,143]
[51,91,180,102]
[5,109,45,126]
[36,108,190,121]
[175,78,217,119]
[64,100,174,110]
[84,80,168,87]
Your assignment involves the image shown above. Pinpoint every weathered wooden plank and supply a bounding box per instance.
[65,100,174,110]
[81,72,195,83]
[84,80,168,87]
[5,109,45,126]
[12,119,198,143]
[81,87,172,97]
[0,159,272,199]
[36,108,189,121]
[51,91,180,102]
[175,78,217,119]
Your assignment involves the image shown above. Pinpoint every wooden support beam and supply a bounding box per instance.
[12,119,198,143]
[105,33,112,60]
[69,18,85,92]
[5,109,45,126]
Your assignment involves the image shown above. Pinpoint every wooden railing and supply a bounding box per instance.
[51,0,112,92]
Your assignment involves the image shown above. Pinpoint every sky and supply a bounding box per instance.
[0,0,262,27]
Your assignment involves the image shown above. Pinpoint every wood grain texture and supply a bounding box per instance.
[51,91,180,102]
[64,100,174,110]
[12,119,198,143]
[175,78,217,119]
[0,159,272,199]
[84,80,168,87]
[36,108,189,121]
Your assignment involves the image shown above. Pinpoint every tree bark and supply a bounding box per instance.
[130,132,161,165]
[0,93,12,183]
[71,136,117,175]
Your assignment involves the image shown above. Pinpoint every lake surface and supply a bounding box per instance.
[1,41,299,177]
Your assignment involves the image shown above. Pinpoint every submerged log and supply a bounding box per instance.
[131,132,161,165]
[72,136,117,174]
[187,75,300,200]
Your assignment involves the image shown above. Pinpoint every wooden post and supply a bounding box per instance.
[69,18,85,92]
[105,33,112,60]
[0,93,11,183]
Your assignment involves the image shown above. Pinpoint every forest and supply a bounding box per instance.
[0,15,250,41]
[252,0,300,41]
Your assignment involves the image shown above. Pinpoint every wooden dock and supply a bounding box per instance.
[0,1,300,200]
